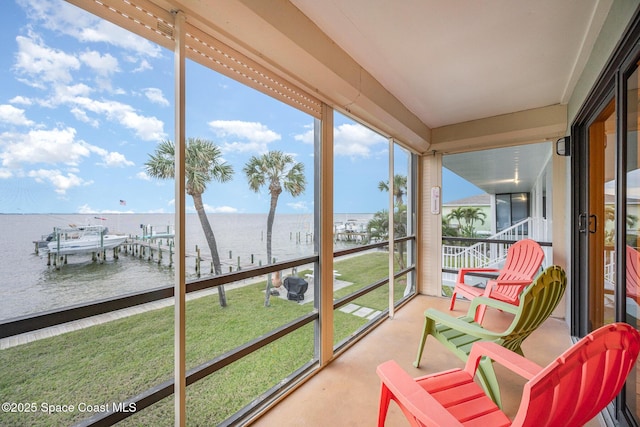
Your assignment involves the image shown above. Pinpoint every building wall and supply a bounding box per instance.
[557,0,640,321]
[419,152,443,295]
[441,204,492,235]
[567,0,640,126]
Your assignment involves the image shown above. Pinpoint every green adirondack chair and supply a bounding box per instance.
[413,265,566,408]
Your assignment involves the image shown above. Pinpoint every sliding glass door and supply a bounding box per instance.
[574,17,640,424]
[624,58,640,426]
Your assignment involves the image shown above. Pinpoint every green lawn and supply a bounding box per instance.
[0,252,398,426]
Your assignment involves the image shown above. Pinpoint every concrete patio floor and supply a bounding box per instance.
[251,294,601,426]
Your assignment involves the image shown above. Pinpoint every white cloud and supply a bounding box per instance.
[75,143,134,168]
[293,122,386,157]
[287,201,310,211]
[132,59,153,73]
[146,208,166,214]
[98,151,134,168]
[143,88,169,107]
[70,107,99,127]
[77,204,133,214]
[0,169,13,179]
[209,120,281,143]
[27,168,90,194]
[293,126,314,144]
[79,50,119,77]
[209,120,280,153]
[220,141,270,154]
[0,127,90,168]
[12,23,167,142]
[77,203,95,214]
[9,96,32,106]
[0,126,135,177]
[136,171,151,181]
[55,83,93,98]
[15,32,80,88]
[200,204,238,213]
[18,0,162,59]
[334,123,387,157]
[67,96,166,141]
[79,50,119,89]
[0,105,34,126]
[39,86,166,141]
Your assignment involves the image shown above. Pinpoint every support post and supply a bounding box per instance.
[173,10,186,427]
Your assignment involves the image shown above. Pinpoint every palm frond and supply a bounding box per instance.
[146,137,234,194]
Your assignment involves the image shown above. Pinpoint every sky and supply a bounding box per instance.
[0,0,482,215]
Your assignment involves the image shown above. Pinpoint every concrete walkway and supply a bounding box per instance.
[2,276,381,350]
[337,302,383,320]
[0,277,257,350]
[274,278,383,320]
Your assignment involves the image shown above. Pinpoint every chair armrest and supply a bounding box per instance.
[482,278,531,295]
[467,296,519,317]
[490,278,532,287]
[377,360,464,427]
[456,268,500,283]
[464,341,543,380]
[425,308,502,340]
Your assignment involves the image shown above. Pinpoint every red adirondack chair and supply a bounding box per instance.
[604,246,640,307]
[626,245,640,303]
[377,322,640,427]
[450,239,544,323]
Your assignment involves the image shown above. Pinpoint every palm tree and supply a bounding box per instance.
[378,174,409,269]
[461,207,486,237]
[367,209,389,242]
[145,137,233,307]
[446,207,466,232]
[442,217,458,237]
[378,174,407,207]
[244,150,306,306]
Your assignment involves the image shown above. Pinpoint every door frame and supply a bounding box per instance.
[571,82,616,337]
[571,7,640,337]
[571,7,640,426]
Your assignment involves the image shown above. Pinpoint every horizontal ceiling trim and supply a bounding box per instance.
[66,0,174,49]
[430,104,568,153]
[66,0,322,119]
[185,24,322,119]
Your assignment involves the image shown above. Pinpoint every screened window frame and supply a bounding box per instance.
[0,1,421,425]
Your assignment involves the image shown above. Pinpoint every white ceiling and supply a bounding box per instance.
[148,0,612,194]
[288,0,611,193]
[289,0,612,129]
[443,142,552,194]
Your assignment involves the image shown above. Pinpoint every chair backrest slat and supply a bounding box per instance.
[514,323,640,426]
[495,239,545,297]
[500,266,566,352]
[626,245,640,301]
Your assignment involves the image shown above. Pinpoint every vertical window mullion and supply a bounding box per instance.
[173,10,187,427]
[388,138,395,317]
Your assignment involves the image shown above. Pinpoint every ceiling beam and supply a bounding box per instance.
[209,0,432,151]
[430,104,568,154]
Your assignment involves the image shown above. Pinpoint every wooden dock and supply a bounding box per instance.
[334,231,370,243]
[121,236,279,276]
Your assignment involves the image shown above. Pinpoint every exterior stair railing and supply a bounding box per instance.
[442,217,546,284]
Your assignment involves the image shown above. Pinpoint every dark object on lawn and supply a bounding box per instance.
[283,277,309,302]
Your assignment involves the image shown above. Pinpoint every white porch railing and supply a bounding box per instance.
[442,217,545,284]
[604,247,616,289]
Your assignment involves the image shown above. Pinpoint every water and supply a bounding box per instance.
[0,213,372,321]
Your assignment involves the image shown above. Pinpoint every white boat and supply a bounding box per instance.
[334,219,368,233]
[46,225,127,256]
